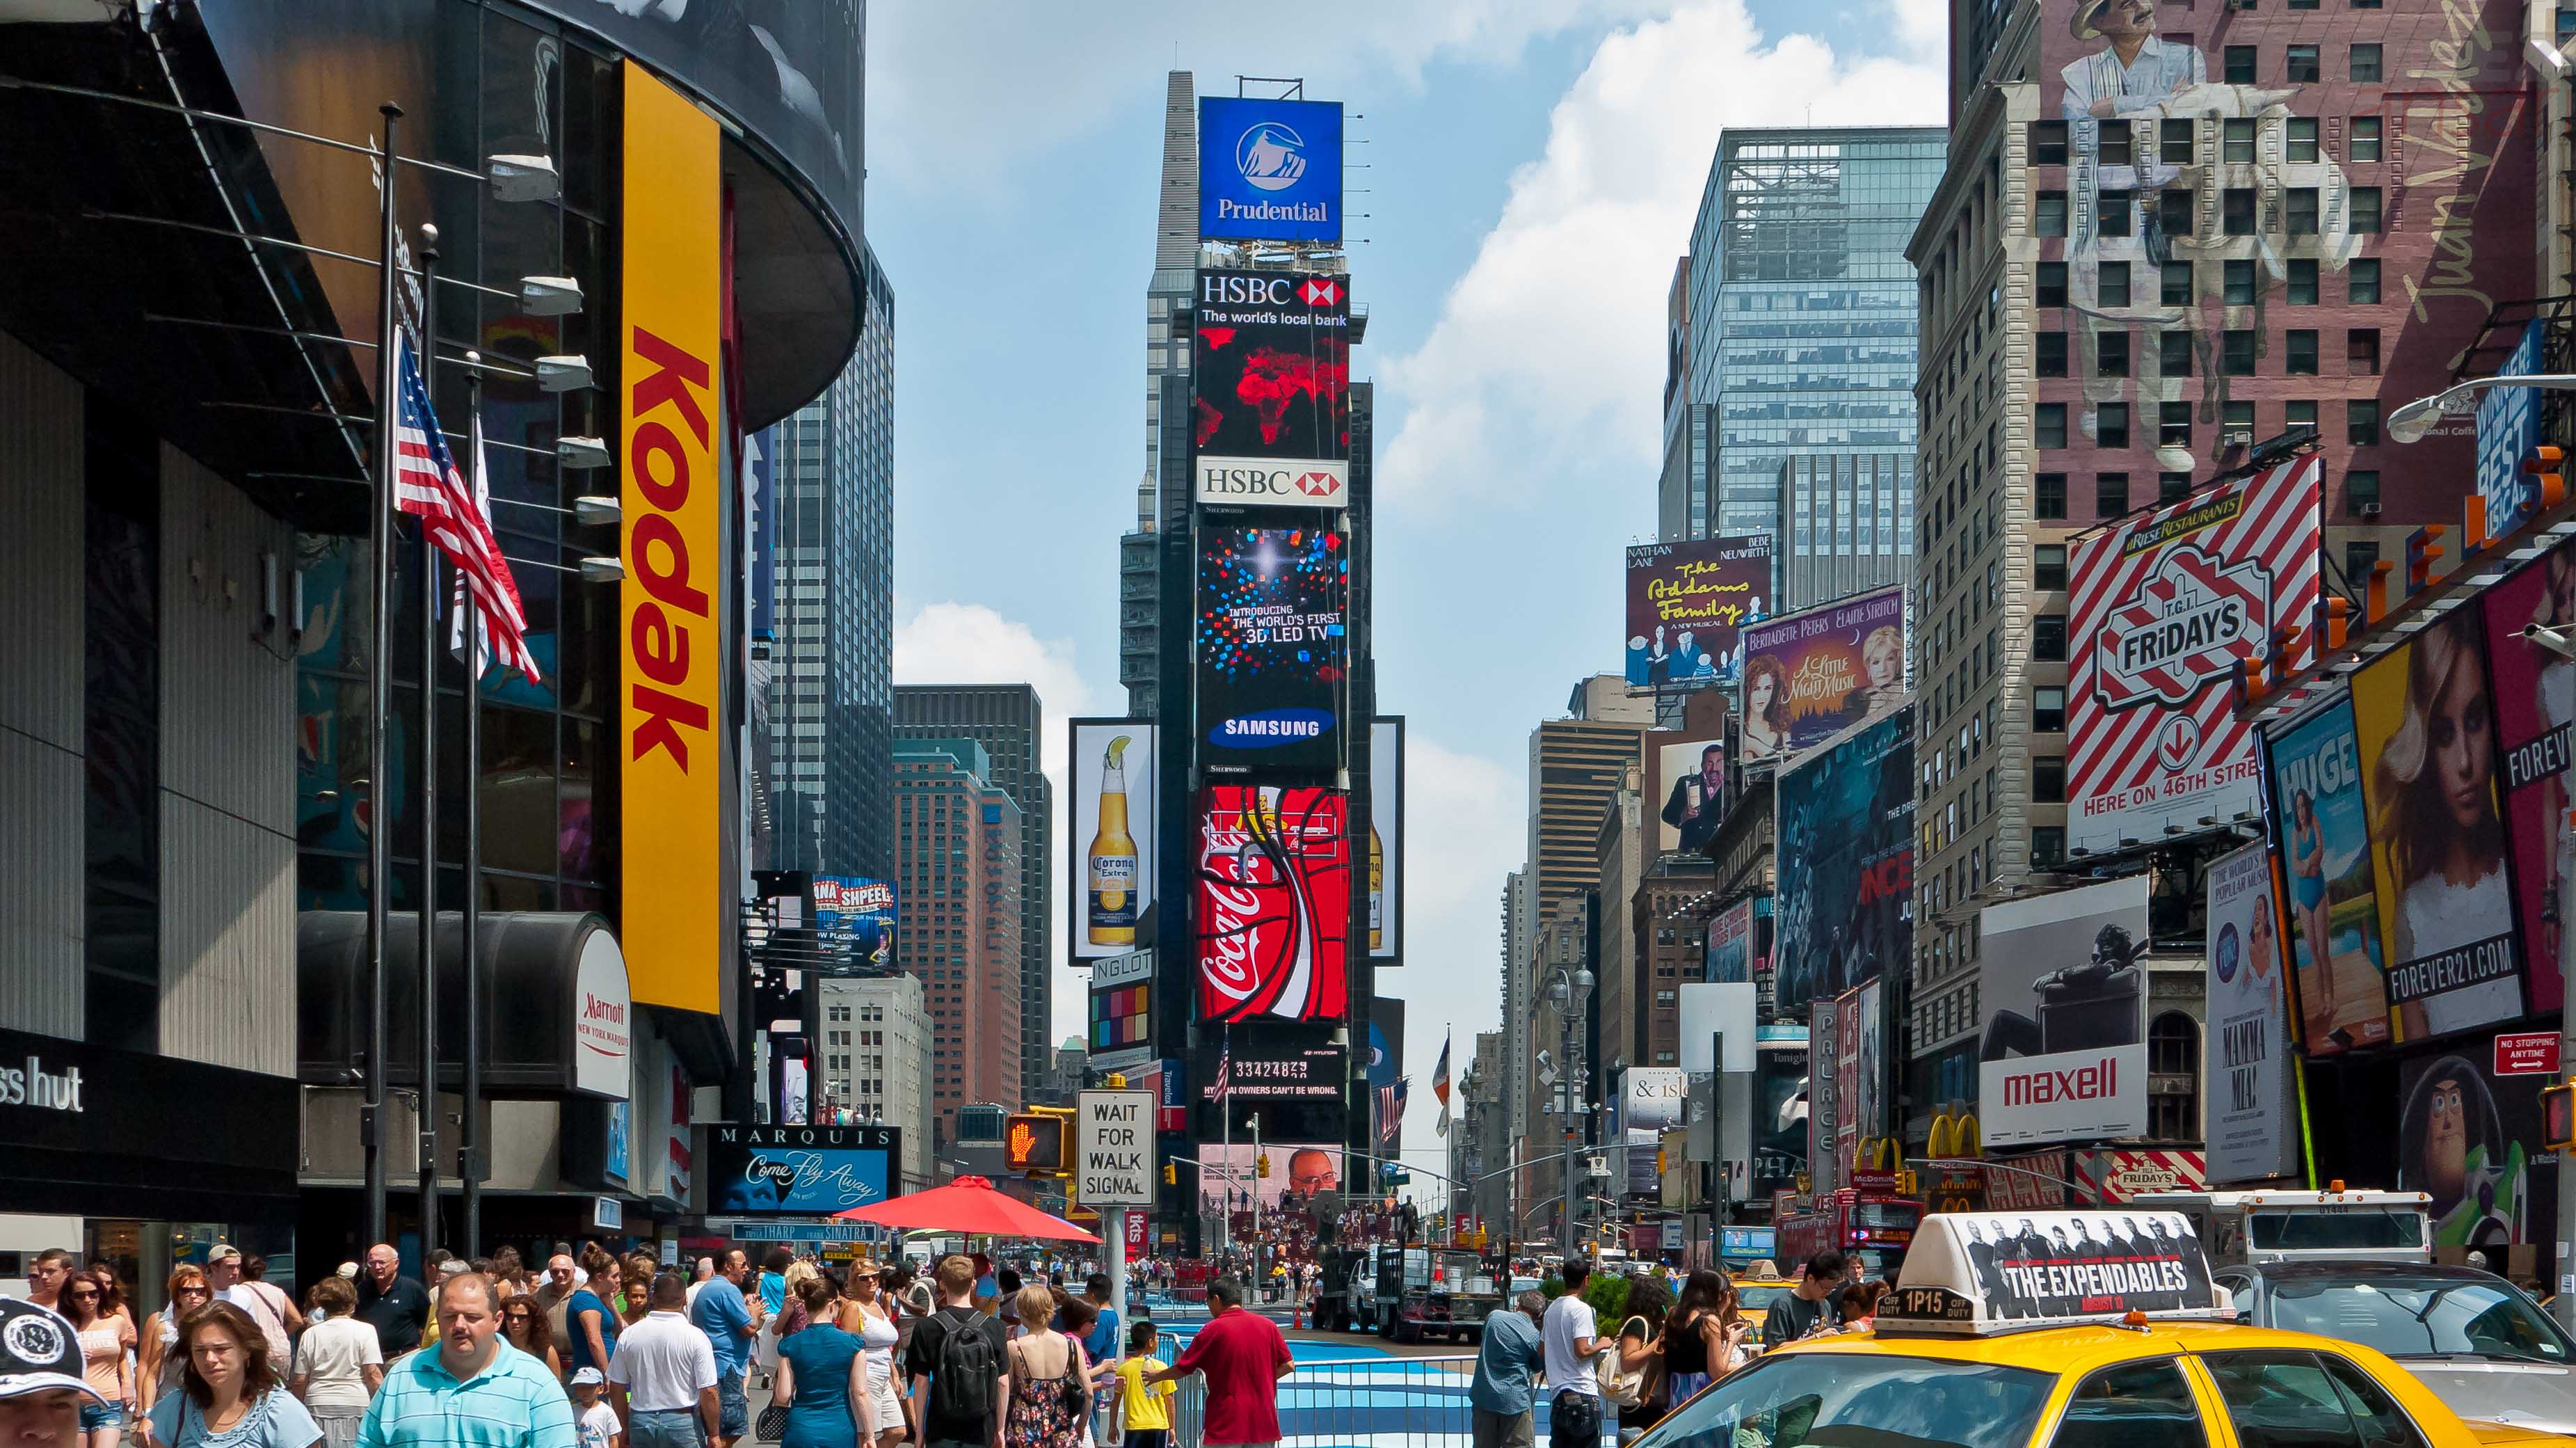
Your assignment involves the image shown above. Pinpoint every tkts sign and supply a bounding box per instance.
[2067,456,2321,855]
[1196,786,1351,1023]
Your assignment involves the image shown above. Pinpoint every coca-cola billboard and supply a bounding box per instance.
[1195,786,1351,1023]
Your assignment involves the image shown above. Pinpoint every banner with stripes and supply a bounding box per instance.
[2066,456,2321,855]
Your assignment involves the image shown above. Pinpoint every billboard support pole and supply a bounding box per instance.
[2558,832,2575,1328]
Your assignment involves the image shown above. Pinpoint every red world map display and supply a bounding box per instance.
[1195,785,1350,1024]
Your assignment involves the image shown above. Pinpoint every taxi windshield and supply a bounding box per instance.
[2269,1277,2572,1364]
[1638,1350,2053,1448]
[1734,1282,1794,1316]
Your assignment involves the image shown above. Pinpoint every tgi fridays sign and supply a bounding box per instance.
[2078,1149,2206,1204]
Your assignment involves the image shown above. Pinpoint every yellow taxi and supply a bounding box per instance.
[1729,1274,1800,1320]
[1637,1210,2565,1448]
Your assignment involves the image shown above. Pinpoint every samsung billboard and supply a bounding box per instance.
[1197,97,1344,244]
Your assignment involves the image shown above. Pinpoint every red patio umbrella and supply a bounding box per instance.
[833,1175,1101,1242]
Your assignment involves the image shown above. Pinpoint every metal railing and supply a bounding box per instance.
[1129,1348,1615,1448]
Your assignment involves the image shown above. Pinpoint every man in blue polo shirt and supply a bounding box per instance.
[358,1273,575,1448]
[687,1248,762,1448]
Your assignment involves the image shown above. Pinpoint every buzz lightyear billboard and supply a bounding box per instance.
[2396,1050,2533,1250]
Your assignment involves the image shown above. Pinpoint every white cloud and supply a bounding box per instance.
[1389,735,1527,1157]
[867,1,1671,191]
[1377,0,1945,509]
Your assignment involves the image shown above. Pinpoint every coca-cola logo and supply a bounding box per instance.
[1195,787,1349,1022]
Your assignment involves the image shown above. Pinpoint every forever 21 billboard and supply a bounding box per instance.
[1195,525,1348,773]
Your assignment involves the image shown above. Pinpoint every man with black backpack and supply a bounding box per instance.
[904,1256,1010,1448]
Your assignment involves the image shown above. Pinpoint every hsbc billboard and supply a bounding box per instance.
[1192,269,1351,465]
[2065,456,2321,855]
[1196,456,1349,509]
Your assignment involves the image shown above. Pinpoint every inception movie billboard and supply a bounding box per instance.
[1195,786,1352,1024]
[1773,707,1914,1017]
[1626,536,1773,687]
[1196,527,1350,772]
[1192,269,1352,464]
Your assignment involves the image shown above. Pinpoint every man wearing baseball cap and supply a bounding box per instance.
[0,1296,106,1448]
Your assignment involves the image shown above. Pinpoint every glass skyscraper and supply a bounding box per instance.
[753,243,896,884]
[1671,128,1944,558]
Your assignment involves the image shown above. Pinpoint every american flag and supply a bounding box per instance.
[1210,1037,1231,1103]
[392,328,541,680]
[1375,1076,1407,1147]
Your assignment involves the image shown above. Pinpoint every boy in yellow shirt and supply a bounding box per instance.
[1113,1319,1175,1448]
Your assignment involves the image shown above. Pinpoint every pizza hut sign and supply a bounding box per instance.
[2098,548,2271,710]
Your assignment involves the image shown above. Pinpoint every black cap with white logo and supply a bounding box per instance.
[0,1298,105,1403]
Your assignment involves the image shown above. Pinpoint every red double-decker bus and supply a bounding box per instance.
[1775,1188,1921,1280]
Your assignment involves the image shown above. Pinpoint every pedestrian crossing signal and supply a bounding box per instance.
[2545,1082,2576,1152]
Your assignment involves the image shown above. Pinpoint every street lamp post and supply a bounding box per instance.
[2385,374,2576,445]
[1546,963,1594,1261]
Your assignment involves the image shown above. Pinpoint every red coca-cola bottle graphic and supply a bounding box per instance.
[1197,786,1349,1021]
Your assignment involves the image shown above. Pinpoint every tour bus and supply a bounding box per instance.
[1775,1187,1921,1280]
[2129,1184,2433,1267]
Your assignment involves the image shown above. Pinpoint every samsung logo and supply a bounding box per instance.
[1208,709,1336,748]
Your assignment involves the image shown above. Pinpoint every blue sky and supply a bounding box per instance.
[867,1,1945,1175]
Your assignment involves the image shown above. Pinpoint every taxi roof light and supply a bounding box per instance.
[2120,1310,2151,1331]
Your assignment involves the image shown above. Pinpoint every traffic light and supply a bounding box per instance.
[1256,1153,1272,1179]
[2545,1081,2576,1152]
[2531,445,2568,511]
[1004,1113,1068,1172]
[1164,1162,1178,1186]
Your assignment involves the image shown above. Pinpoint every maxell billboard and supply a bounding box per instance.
[2066,456,2321,855]
[1196,456,1349,509]
[1978,876,2150,1147]
[1197,97,1344,244]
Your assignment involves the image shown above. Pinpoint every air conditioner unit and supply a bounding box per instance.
[2222,430,2254,447]
[2358,501,2383,517]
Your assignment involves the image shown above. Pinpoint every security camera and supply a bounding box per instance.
[2522,621,2576,661]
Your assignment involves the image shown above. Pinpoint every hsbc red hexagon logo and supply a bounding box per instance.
[1301,277,1341,308]
[2097,546,2271,710]
[1292,470,1342,499]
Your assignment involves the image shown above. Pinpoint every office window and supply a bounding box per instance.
[2101,261,2132,307]
[2287,258,2318,304]
[2033,825,2067,866]
[2035,614,2070,660]
[2223,329,2258,374]
[2097,191,2134,237]
[2287,44,2319,80]
[2349,328,2380,375]
[2224,401,2255,438]
[2099,332,2131,379]
[2287,329,2319,374]
[2102,124,2134,166]
[2161,331,2193,376]
[2349,399,2380,446]
[2162,261,2193,305]
[2160,472,2193,503]
[2349,259,2381,303]
[2095,473,2131,515]
[2037,331,2068,376]
[2159,187,2195,238]
[2350,116,2382,161]
[2352,187,2383,232]
[2223,188,2256,234]
[2035,472,2068,520]
[2035,758,2068,803]
[2344,539,2381,583]
[2225,45,2257,81]
[2160,401,2193,446]
[2287,117,2319,161]
[2035,546,2068,591]
[2099,402,2130,447]
[2223,258,2257,305]
[2030,120,2069,164]
[2035,261,2071,309]
[2285,399,2318,429]
[2287,187,2320,234]
[2161,119,2194,163]
[2223,118,2255,163]
[2351,43,2382,79]
[2038,403,2068,449]
[2349,470,2381,511]
[2037,191,2069,237]
[2034,687,2067,733]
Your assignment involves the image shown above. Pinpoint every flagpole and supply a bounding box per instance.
[459,358,484,1259]
[415,223,442,1268]
[1221,1022,1232,1262]
[362,102,403,1251]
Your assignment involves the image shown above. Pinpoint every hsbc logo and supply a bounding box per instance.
[1203,273,1297,306]
[1301,278,1341,308]
[1194,454,1349,510]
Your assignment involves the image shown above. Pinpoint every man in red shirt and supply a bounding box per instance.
[1148,1278,1292,1447]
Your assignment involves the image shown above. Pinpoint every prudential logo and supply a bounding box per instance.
[1235,121,1309,191]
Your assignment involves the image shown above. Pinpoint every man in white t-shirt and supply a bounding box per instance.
[1540,1262,1603,1448]
[607,1273,719,1448]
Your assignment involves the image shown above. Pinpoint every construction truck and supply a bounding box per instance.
[1376,1244,1502,1344]
[2130,1186,2435,1267]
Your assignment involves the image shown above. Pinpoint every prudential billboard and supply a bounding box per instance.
[1199,97,1343,244]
